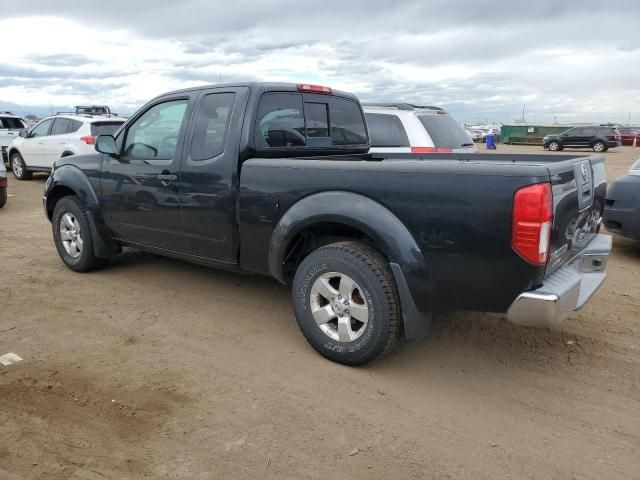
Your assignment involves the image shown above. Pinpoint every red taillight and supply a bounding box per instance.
[512,183,553,265]
[80,135,96,145]
[411,147,453,153]
[297,84,332,94]
[0,177,6,187]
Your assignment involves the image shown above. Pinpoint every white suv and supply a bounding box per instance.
[363,104,477,154]
[9,112,125,180]
[1,113,28,167]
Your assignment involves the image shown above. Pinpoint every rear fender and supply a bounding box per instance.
[269,191,432,340]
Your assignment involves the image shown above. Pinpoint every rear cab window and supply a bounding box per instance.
[418,113,473,149]
[254,92,368,150]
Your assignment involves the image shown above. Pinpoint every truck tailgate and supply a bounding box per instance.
[546,155,607,275]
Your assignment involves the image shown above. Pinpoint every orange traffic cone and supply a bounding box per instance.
[633,137,637,149]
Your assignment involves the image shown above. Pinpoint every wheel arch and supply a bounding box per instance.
[8,147,21,165]
[46,165,117,259]
[45,165,100,219]
[269,191,432,340]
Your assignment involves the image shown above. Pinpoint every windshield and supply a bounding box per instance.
[418,113,473,148]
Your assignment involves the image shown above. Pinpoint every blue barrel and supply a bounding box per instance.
[486,133,496,150]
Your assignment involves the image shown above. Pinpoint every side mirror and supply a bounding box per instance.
[95,135,118,156]
[18,129,29,138]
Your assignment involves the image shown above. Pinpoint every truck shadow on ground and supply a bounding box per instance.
[104,250,611,377]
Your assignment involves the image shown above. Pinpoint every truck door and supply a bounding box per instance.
[100,94,194,251]
[178,86,249,262]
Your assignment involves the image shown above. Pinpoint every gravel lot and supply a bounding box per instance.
[1,145,639,479]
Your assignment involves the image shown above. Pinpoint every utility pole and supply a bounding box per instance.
[521,104,526,123]
[628,112,631,126]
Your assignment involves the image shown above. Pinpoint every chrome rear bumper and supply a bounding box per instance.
[507,234,612,328]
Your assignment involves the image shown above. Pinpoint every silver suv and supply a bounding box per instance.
[363,103,476,154]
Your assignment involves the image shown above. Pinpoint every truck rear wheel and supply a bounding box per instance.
[291,241,400,365]
[52,196,108,272]
[0,187,6,208]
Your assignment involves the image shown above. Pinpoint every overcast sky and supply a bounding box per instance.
[1,0,639,123]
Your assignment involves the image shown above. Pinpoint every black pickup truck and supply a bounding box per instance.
[43,82,611,365]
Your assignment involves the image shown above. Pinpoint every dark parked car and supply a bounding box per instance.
[604,159,640,241]
[543,126,621,152]
[618,127,640,146]
[43,82,611,365]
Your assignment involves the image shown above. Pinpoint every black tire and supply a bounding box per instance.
[10,152,32,180]
[592,141,606,153]
[52,196,108,272]
[292,241,400,366]
[548,140,561,152]
[0,187,6,208]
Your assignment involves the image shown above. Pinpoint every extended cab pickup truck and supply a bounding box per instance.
[43,82,611,365]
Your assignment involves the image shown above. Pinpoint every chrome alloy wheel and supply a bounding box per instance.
[60,213,83,258]
[12,157,23,177]
[310,272,369,342]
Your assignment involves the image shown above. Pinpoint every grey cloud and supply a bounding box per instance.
[2,0,639,123]
[32,53,92,67]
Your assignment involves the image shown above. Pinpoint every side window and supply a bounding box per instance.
[123,99,188,159]
[30,119,54,138]
[583,128,596,137]
[67,120,82,133]
[365,113,410,147]
[1,117,25,129]
[329,97,368,145]
[254,93,305,147]
[190,92,236,161]
[51,118,72,136]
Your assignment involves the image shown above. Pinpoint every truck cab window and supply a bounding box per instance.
[329,97,367,145]
[123,99,188,159]
[190,93,236,161]
[255,93,305,148]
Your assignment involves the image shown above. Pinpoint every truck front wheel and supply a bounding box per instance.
[52,196,108,272]
[292,241,400,365]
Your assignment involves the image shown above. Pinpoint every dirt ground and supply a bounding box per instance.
[1,145,639,479]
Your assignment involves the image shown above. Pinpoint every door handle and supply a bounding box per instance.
[157,172,177,186]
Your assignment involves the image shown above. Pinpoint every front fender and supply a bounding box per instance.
[45,164,116,259]
[45,164,100,214]
[269,191,432,339]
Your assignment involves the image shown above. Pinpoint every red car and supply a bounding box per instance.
[618,127,640,146]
